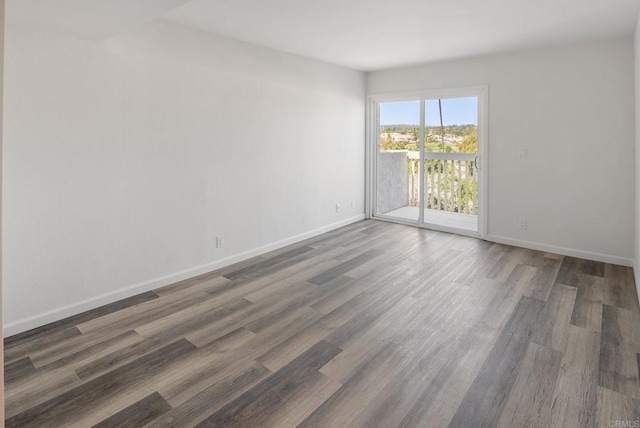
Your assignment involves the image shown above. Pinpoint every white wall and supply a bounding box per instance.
[635,14,640,291]
[0,0,5,419]
[3,20,366,334]
[369,39,635,264]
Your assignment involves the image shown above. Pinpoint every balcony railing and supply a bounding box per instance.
[407,152,478,215]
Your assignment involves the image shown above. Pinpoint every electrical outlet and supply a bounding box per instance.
[518,218,527,230]
[336,203,341,212]
[519,146,527,158]
[351,201,355,210]
[216,235,225,248]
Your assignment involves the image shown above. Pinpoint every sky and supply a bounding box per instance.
[380,97,478,126]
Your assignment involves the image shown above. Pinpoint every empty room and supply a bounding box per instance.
[2,0,640,427]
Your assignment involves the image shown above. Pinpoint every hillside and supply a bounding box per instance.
[381,124,478,153]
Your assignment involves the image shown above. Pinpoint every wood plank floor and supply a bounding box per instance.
[4,220,640,427]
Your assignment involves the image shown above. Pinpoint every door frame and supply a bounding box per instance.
[365,85,489,238]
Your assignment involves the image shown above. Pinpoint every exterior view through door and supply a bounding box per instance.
[369,87,487,236]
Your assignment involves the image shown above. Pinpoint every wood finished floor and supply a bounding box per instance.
[4,220,640,427]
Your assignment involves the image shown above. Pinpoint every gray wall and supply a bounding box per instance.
[369,38,634,264]
[635,14,640,295]
[3,20,366,334]
[376,151,409,214]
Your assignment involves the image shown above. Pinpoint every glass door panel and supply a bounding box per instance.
[423,97,479,232]
[375,100,420,222]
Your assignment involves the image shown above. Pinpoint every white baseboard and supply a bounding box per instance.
[4,214,366,337]
[484,234,633,267]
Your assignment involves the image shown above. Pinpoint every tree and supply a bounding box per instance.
[458,129,477,153]
[380,132,395,150]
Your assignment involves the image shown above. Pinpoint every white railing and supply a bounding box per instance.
[408,152,478,215]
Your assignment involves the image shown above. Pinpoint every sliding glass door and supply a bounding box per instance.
[368,87,487,237]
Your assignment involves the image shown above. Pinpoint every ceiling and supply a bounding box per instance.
[7,0,194,39]
[9,0,640,71]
